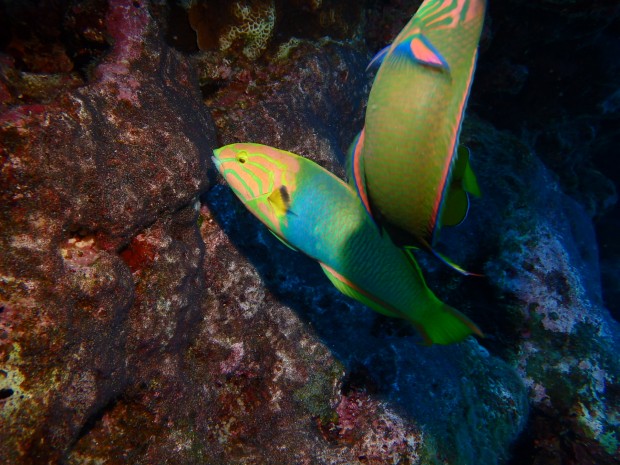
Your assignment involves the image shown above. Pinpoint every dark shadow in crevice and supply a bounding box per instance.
[73,394,120,445]
[165,1,200,53]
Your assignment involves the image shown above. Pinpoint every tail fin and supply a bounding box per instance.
[413,303,483,346]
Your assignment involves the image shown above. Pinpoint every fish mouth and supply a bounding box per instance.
[210,154,254,202]
[211,154,222,172]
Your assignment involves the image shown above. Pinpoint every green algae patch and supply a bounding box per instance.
[293,358,344,422]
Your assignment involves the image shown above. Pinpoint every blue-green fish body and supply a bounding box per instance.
[213,143,482,345]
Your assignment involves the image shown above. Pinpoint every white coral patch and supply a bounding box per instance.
[219,0,276,60]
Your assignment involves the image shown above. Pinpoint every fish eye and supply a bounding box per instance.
[237,151,249,164]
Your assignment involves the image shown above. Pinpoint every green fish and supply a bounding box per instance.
[213,143,483,345]
[350,0,486,262]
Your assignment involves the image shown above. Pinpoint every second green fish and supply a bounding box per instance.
[213,143,482,345]
[351,0,487,250]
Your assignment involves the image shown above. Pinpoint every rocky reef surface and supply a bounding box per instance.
[1,0,619,464]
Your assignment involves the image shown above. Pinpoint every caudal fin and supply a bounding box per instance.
[413,303,483,345]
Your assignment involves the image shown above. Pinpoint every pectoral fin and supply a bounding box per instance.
[455,145,481,197]
[462,161,481,197]
[268,185,294,217]
[394,34,450,71]
[440,146,481,227]
[367,45,390,70]
[440,186,469,227]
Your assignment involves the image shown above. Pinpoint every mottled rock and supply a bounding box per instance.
[176,0,365,59]
[61,196,425,465]
[0,0,213,463]
[202,38,370,180]
[199,183,527,465]
[436,117,620,463]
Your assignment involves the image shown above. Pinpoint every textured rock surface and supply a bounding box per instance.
[69,191,521,465]
[473,0,620,218]
[472,1,620,349]
[436,118,620,464]
[0,1,213,463]
[178,0,366,59]
[202,38,370,180]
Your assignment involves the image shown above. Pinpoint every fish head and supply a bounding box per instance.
[212,143,301,233]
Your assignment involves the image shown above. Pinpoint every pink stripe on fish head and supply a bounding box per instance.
[464,0,486,22]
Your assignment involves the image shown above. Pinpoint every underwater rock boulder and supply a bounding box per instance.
[598,215,620,322]
[203,38,370,180]
[456,2,620,457]
[196,187,528,465]
[0,0,213,463]
[472,0,620,220]
[179,0,365,59]
[63,189,522,465]
[188,0,277,60]
[437,117,620,463]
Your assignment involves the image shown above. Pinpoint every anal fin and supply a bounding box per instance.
[404,246,483,277]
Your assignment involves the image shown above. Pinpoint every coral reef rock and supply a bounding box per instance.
[437,117,620,464]
[1,0,213,463]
